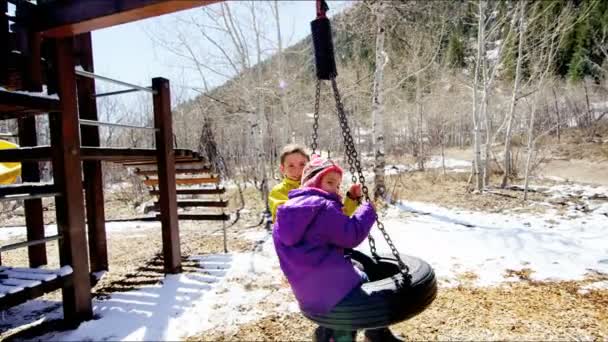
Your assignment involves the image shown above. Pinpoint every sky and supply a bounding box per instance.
[91,1,354,104]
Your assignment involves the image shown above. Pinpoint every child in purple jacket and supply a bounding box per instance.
[273,156,403,342]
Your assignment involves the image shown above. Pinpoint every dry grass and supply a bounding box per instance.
[190,276,608,341]
[385,171,549,213]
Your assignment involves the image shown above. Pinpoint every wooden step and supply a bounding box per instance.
[108,213,230,222]
[170,213,230,221]
[144,176,219,187]
[0,89,60,121]
[135,167,212,177]
[152,200,228,209]
[121,157,203,166]
[0,266,73,310]
[149,188,226,196]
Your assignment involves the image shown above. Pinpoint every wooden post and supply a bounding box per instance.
[0,1,7,84]
[50,37,92,324]
[19,30,46,268]
[152,77,181,274]
[75,32,108,273]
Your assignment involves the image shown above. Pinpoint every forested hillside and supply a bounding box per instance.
[144,0,607,189]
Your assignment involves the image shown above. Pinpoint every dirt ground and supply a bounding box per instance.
[191,275,608,341]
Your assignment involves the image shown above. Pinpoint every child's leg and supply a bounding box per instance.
[363,328,404,342]
[332,330,357,342]
[313,326,334,342]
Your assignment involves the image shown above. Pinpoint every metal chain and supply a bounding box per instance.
[311,80,321,155]
[330,78,408,273]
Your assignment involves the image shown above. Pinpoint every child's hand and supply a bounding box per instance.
[347,184,362,200]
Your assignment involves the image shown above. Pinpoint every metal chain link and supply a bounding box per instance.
[311,80,321,155]
[330,78,409,273]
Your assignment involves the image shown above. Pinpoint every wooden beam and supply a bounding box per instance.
[50,37,92,324]
[0,89,61,119]
[0,146,52,162]
[18,118,47,268]
[75,32,108,274]
[152,199,228,209]
[135,167,211,176]
[149,187,226,196]
[153,77,181,274]
[143,176,219,187]
[0,1,8,84]
[19,27,46,269]
[0,183,56,197]
[35,0,221,38]
[0,146,196,162]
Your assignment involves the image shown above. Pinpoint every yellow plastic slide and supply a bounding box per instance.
[0,139,21,184]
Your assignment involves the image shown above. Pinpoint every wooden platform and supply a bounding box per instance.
[0,89,60,120]
[0,265,73,310]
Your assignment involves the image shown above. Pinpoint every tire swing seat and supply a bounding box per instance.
[304,0,438,331]
[303,251,438,330]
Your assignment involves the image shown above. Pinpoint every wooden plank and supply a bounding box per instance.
[0,89,61,118]
[169,213,230,221]
[0,265,70,275]
[75,32,108,274]
[0,270,57,281]
[135,167,212,176]
[0,277,40,288]
[34,0,220,38]
[150,187,226,196]
[0,146,197,162]
[0,273,72,311]
[120,156,200,166]
[152,200,228,209]
[0,183,56,196]
[51,37,92,323]
[82,147,194,161]
[0,145,52,162]
[0,234,61,253]
[144,176,220,187]
[0,1,7,85]
[0,284,21,294]
[153,77,181,274]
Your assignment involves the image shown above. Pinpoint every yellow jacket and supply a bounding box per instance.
[269,177,359,222]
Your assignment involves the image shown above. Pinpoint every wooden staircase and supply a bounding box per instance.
[129,157,230,222]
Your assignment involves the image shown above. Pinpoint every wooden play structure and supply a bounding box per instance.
[0,0,223,326]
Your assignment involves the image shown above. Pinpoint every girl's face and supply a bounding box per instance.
[280,153,308,181]
[320,171,342,195]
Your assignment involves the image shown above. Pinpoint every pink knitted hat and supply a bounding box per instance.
[301,155,344,189]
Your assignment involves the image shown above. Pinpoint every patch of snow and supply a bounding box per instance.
[3,182,607,339]
[359,196,608,286]
[578,281,608,294]
[0,222,161,242]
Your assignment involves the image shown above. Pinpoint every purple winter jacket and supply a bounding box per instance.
[273,187,376,314]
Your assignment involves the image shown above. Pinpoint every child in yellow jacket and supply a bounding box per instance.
[269,144,361,222]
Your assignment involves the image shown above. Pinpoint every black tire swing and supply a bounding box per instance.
[302,0,438,331]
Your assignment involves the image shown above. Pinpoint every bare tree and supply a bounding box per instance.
[371,1,387,199]
[501,1,527,188]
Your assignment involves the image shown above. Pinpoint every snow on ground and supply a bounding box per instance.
[1,182,607,340]
[0,221,161,242]
[384,156,471,175]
